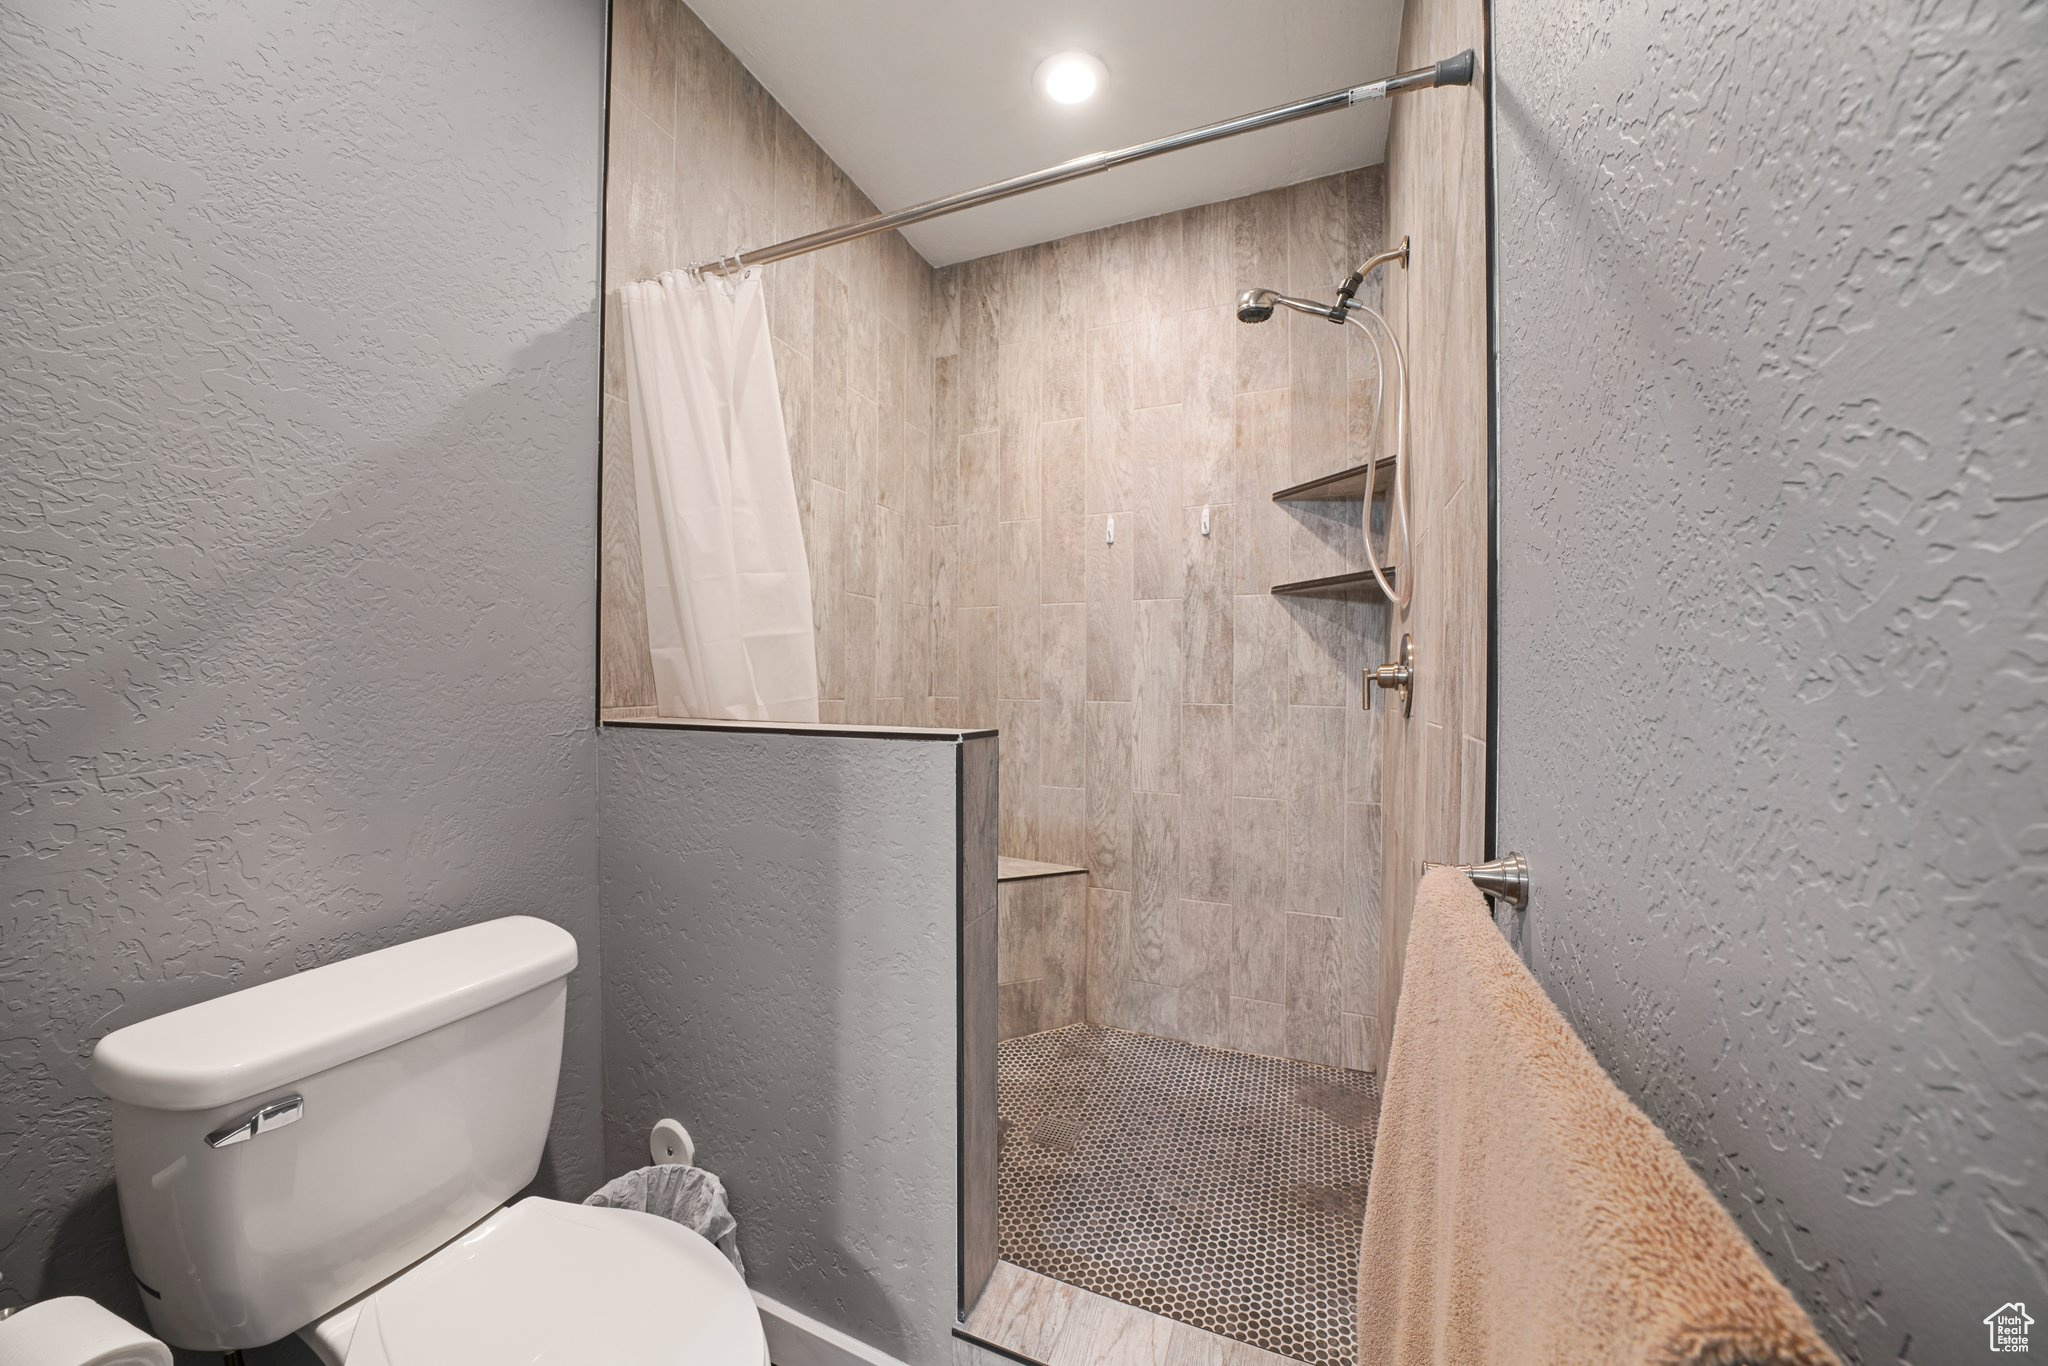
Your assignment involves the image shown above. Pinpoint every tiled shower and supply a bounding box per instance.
[598,0,1394,1356]
[601,8,1391,1065]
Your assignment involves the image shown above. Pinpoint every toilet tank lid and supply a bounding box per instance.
[92,916,578,1111]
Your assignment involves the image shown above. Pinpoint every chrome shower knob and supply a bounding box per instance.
[1363,634,1415,716]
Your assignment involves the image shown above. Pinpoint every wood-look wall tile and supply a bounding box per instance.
[904,601,930,708]
[845,395,880,597]
[1286,309,1351,485]
[1086,514,1135,701]
[1130,210,1184,406]
[1040,418,1086,605]
[960,605,998,731]
[600,391,655,710]
[877,322,907,506]
[1086,222,1139,330]
[1086,886,1131,1023]
[999,519,1043,700]
[1043,602,1087,789]
[958,429,1000,607]
[1344,371,1384,472]
[602,97,673,291]
[1345,611,1386,803]
[1183,305,1236,507]
[1285,705,1347,917]
[1230,592,1290,797]
[1183,505,1233,705]
[931,523,960,696]
[1342,1012,1374,1073]
[1342,800,1381,1022]
[1286,596,1357,708]
[932,264,962,359]
[774,338,815,497]
[1230,189,1289,393]
[1131,791,1183,981]
[1084,701,1135,890]
[1181,201,1233,310]
[1230,796,1287,1003]
[1045,875,1086,1028]
[999,877,1048,984]
[960,340,998,436]
[999,698,1042,856]
[1133,599,1183,794]
[845,300,880,404]
[846,591,877,719]
[1459,734,1486,866]
[932,357,961,523]
[1182,704,1233,902]
[999,340,1042,521]
[999,978,1050,1041]
[1123,979,1179,1038]
[1131,404,1188,601]
[1085,324,1135,515]
[984,248,1040,349]
[611,0,678,132]
[1454,479,1490,746]
[1041,233,1089,422]
[813,263,849,399]
[904,424,933,602]
[1178,984,1230,1050]
[1229,996,1289,1058]
[1040,784,1087,869]
[1176,899,1234,994]
[809,481,847,700]
[1284,912,1344,1066]
[1231,388,1291,595]
[877,592,909,700]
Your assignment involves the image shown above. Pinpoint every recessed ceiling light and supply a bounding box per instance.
[1035,52,1106,106]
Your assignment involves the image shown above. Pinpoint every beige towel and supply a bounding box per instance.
[1357,868,1839,1366]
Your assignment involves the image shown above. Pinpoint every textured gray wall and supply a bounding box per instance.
[1493,1,2045,1361]
[0,0,608,1348]
[599,728,961,1365]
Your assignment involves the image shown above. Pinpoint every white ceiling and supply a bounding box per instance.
[686,0,1407,267]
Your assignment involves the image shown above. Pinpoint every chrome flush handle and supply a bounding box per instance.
[206,1094,305,1149]
[1363,634,1415,717]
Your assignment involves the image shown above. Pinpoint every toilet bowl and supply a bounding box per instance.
[299,1199,766,1366]
[91,916,766,1364]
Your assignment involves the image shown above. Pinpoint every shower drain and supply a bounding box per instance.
[1027,1114,1086,1153]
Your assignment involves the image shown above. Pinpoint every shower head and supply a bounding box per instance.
[1236,287,1343,325]
[1237,238,1411,327]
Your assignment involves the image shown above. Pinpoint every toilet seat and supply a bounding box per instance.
[302,1197,767,1366]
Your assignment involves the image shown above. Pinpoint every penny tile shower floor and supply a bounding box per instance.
[996,1024,1379,1366]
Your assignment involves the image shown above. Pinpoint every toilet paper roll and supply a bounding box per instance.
[0,1297,170,1366]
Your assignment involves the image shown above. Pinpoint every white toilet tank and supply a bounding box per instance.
[91,916,578,1352]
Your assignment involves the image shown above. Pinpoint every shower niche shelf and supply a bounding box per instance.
[1271,456,1396,502]
[1270,568,1397,599]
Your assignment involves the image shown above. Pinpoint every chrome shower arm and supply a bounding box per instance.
[1334,237,1411,313]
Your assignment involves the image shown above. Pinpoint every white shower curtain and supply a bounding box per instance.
[620,269,819,721]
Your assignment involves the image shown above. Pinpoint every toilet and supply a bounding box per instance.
[90,917,767,1365]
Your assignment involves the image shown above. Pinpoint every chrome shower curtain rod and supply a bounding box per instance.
[688,50,1476,277]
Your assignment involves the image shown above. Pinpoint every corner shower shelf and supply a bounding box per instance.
[1271,456,1396,503]
[1270,568,1397,599]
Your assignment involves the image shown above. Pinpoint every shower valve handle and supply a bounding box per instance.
[1364,634,1415,717]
